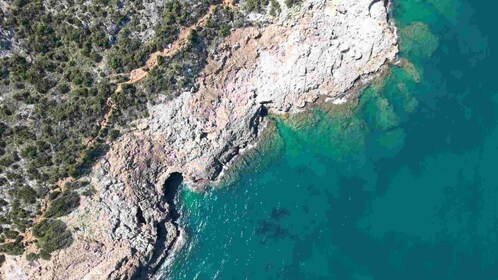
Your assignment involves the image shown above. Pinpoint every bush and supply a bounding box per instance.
[0,240,24,255]
[70,144,108,177]
[39,250,51,260]
[284,0,300,8]
[270,0,281,16]
[0,254,5,265]
[48,190,61,201]
[57,83,71,94]
[26,252,39,262]
[217,25,231,37]
[163,0,187,25]
[109,129,120,141]
[32,219,73,254]
[44,191,80,218]
[15,186,38,204]
[245,0,269,12]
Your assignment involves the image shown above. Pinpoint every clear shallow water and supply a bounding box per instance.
[162,0,498,279]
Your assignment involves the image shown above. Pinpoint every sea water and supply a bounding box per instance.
[162,0,498,278]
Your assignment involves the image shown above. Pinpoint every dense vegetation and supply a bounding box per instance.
[0,0,298,262]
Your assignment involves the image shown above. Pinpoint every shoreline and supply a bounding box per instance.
[206,62,395,194]
[158,36,398,280]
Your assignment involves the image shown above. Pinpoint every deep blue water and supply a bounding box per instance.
[162,0,498,279]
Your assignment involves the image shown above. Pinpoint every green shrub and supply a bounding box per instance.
[270,0,281,16]
[70,144,108,177]
[39,250,51,260]
[217,25,231,37]
[64,180,89,189]
[32,219,73,254]
[15,186,38,204]
[40,250,52,261]
[163,0,187,25]
[40,251,52,261]
[21,145,38,160]
[44,191,80,218]
[3,229,19,239]
[284,0,300,8]
[109,129,120,141]
[26,252,39,262]
[57,83,71,94]
[245,0,269,12]
[0,254,5,265]
[0,240,25,256]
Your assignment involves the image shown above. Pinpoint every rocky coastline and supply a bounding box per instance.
[0,0,398,278]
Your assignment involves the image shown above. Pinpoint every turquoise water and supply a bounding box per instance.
[163,0,498,279]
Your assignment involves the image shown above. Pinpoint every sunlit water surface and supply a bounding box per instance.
[161,0,498,278]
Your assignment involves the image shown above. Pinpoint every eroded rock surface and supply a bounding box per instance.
[0,0,397,278]
[149,0,397,187]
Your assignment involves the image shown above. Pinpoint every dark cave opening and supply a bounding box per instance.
[136,206,146,225]
[131,172,184,279]
[162,172,183,221]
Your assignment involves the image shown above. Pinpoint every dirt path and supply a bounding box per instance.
[89,0,235,145]
[115,0,235,93]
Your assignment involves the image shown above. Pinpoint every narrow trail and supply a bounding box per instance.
[19,178,73,250]
[95,0,236,143]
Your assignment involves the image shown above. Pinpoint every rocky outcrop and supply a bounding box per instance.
[0,0,397,279]
[143,0,397,188]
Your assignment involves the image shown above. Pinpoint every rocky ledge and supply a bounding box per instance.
[1,0,397,279]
